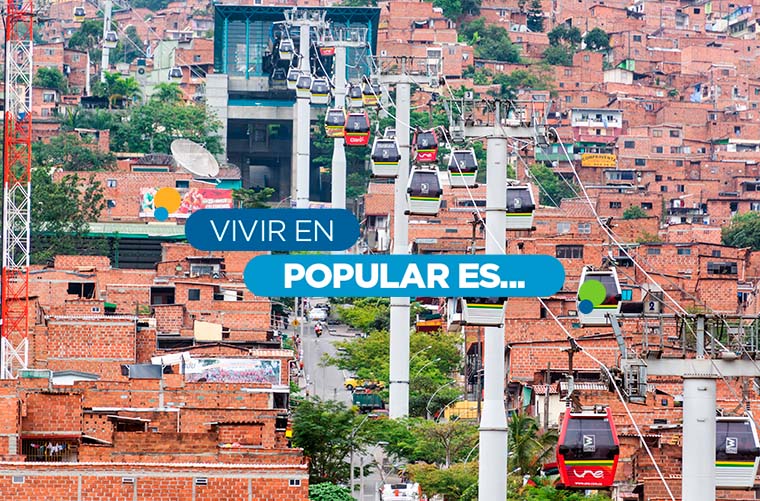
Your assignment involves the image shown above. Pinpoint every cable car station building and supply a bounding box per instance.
[208,5,379,202]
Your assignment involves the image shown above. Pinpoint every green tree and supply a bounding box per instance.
[131,0,171,10]
[33,134,116,172]
[583,27,610,51]
[492,69,553,99]
[111,26,144,64]
[309,483,353,501]
[370,417,478,466]
[407,462,478,500]
[67,19,103,60]
[62,108,117,132]
[34,67,68,93]
[30,168,106,264]
[622,205,648,220]
[547,25,582,47]
[722,212,760,250]
[527,0,544,32]
[291,398,373,484]
[459,18,521,62]
[233,187,275,208]
[311,115,371,199]
[151,82,184,103]
[528,163,577,206]
[111,99,222,154]
[542,45,574,66]
[508,413,557,476]
[92,71,142,108]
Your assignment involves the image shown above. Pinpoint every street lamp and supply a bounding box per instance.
[425,380,456,419]
[435,395,464,423]
[349,413,376,500]
[412,357,441,379]
[409,345,432,363]
[359,441,389,500]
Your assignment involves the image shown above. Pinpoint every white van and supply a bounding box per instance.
[380,483,421,500]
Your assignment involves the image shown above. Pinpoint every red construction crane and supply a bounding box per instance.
[2,0,35,378]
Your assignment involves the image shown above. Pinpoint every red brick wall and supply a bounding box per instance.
[217,424,264,446]
[21,392,82,435]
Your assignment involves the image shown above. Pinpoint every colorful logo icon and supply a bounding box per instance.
[152,187,182,221]
[577,279,606,314]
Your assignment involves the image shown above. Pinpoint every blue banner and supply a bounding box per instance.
[185,208,360,251]
[244,255,565,297]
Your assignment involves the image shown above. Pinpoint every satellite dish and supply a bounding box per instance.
[170,139,220,177]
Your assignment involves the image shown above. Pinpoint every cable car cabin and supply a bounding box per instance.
[406,168,442,216]
[505,185,536,230]
[278,39,294,61]
[716,416,760,489]
[344,112,370,147]
[310,78,331,105]
[447,149,478,188]
[73,6,85,21]
[168,67,183,81]
[557,407,620,489]
[414,130,439,163]
[362,82,380,106]
[270,68,287,90]
[446,298,464,332]
[324,109,346,138]
[286,68,300,90]
[103,31,118,49]
[371,138,401,178]
[576,266,622,326]
[348,85,364,108]
[295,74,312,99]
[384,127,396,139]
[461,297,507,327]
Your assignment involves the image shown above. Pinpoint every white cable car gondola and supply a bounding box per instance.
[461,297,507,326]
[505,184,536,230]
[406,168,442,216]
[73,6,86,21]
[168,66,183,81]
[270,68,287,89]
[103,31,118,49]
[278,39,294,62]
[324,108,346,138]
[716,416,760,489]
[286,68,300,90]
[310,77,331,105]
[576,266,622,326]
[446,298,464,332]
[296,74,312,99]
[447,149,478,188]
[384,127,396,139]
[370,138,401,178]
[348,85,363,108]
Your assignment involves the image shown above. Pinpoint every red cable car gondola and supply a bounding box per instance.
[557,407,620,489]
[344,112,370,147]
[414,129,439,163]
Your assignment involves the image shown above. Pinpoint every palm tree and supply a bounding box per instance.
[94,72,142,109]
[151,82,184,103]
[508,412,558,476]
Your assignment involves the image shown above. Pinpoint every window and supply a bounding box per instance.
[556,245,583,259]
[635,158,646,166]
[609,201,622,208]
[565,96,572,103]
[583,54,590,62]
[677,184,685,192]
[707,262,737,274]
[633,35,642,42]
[194,54,201,62]
[653,129,662,137]
[624,140,635,149]
[677,247,691,255]
[188,289,201,301]
[647,248,661,255]
[669,130,680,137]
[708,112,717,120]
[289,479,302,487]
[175,180,190,189]
[557,222,571,234]
[107,200,116,209]
[581,96,588,104]
[67,282,95,298]
[578,222,591,234]
[564,69,572,76]
[694,7,700,13]
[655,175,662,182]
[653,146,663,153]
[660,185,668,192]
[43,92,56,103]
[735,126,742,135]
[675,160,683,167]
[641,202,653,210]
[670,146,682,154]
[751,202,760,211]
[711,250,722,257]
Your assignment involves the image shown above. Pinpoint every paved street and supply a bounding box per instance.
[295,299,398,500]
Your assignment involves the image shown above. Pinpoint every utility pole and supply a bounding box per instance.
[614,313,760,501]
[100,0,113,83]
[294,19,311,209]
[460,99,546,501]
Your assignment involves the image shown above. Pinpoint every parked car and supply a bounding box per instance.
[380,482,421,500]
[352,389,385,413]
[344,377,384,391]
